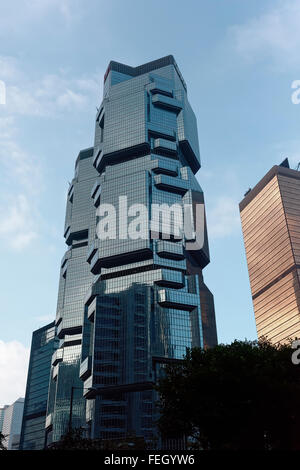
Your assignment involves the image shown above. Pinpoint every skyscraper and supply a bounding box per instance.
[2,398,24,450]
[79,55,217,442]
[19,322,57,450]
[40,55,217,446]
[239,159,300,344]
[0,405,8,433]
[45,147,98,445]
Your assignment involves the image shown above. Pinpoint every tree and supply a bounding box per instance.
[47,428,101,450]
[47,428,147,450]
[156,339,300,450]
[0,432,7,451]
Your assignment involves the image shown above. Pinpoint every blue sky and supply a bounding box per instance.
[1,0,300,403]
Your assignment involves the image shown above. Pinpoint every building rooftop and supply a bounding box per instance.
[75,146,94,168]
[239,160,300,211]
[104,55,187,91]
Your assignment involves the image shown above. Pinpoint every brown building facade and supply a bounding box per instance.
[239,161,300,344]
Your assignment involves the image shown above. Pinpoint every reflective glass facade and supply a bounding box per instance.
[0,406,8,433]
[2,398,24,450]
[45,148,98,445]
[81,56,217,442]
[39,55,217,445]
[19,323,57,450]
[240,163,300,344]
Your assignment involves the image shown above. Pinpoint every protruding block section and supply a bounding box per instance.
[100,89,149,170]
[91,180,101,207]
[82,377,94,398]
[154,269,184,288]
[154,174,189,194]
[74,146,94,169]
[156,240,184,260]
[68,184,74,202]
[84,281,103,307]
[97,246,152,269]
[87,240,102,274]
[61,250,71,268]
[96,107,104,124]
[80,356,92,381]
[55,309,63,326]
[177,97,201,174]
[52,365,58,380]
[148,81,173,97]
[87,240,100,264]
[151,158,178,176]
[51,348,63,367]
[93,148,103,172]
[62,263,67,279]
[91,179,101,198]
[148,122,176,141]
[64,228,88,246]
[158,289,199,310]
[153,139,177,157]
[152,94,182,113]
[64,225,71,243]
[63,333,82,347]
[87,299,96,322]
[61,250,71,278]
[56,320,82,339]
[45,414,52,429]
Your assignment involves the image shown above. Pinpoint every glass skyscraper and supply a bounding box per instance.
[0,405,8,433]
[2,398,24,450]
[19,322,57,450]
[45,147,98,445]
[31,55,217,446]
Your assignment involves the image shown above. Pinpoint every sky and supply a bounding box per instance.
[1,0,300,404]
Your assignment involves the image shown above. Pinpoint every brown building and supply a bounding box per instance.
[239,159,300,344]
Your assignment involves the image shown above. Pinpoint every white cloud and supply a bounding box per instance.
[56,88,87,109]
[207,197,241,239]
[0,0,80,32]
[26,0,73,21]
[0,57,103,252]
[230,0,300,67]
[0,135,43,193]
[0,58,102,117]
[0,194,38,251]
[0,116,41,251]
[0,56,21,81]
[0,116,14,138]
[76,78,101,94]
[7,86,45,116]
[4,78,93,117]
[0,340,29,405]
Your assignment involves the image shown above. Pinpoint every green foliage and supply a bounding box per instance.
[47,428,147,450]
[47,428,99,450]
[101,433,147,450]
[156,339,300,450]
